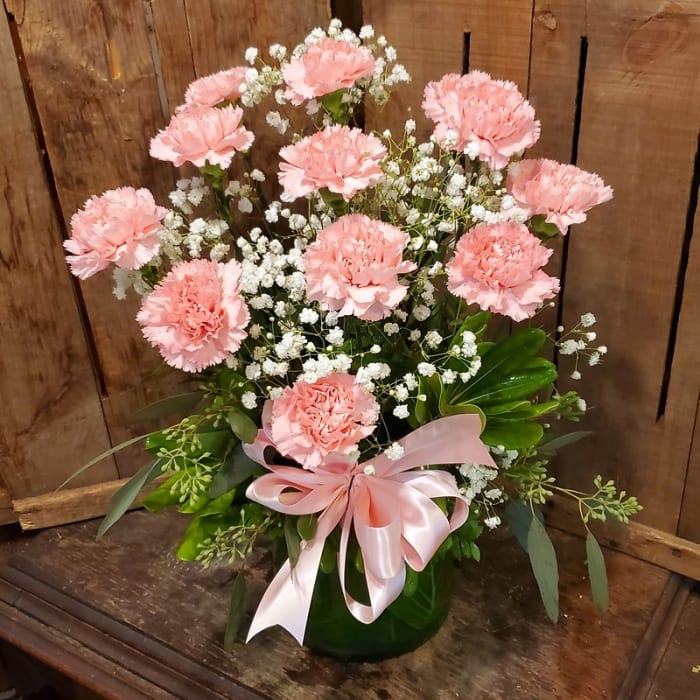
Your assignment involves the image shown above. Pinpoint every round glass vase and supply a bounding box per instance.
[303,553,455,662]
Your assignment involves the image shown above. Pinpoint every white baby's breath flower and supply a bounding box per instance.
[299,308,319,325]
[413,305,431,321]
[385,443,404,461]
[384,322,400,336]
[241,392,257,410]
[570,370,582,380]
[559,339,579,356]
[484,516,501,530]
[580,312,596,327]
[417,362,436,377]
[245,47,258,64]
[424,330,443,349]
[393,404,409,419]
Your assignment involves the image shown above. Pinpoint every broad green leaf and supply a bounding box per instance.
[130,391,205,425]
[284,516,301,568]
[97,459,164,538]
[176,516,206,560]
[142,473,182,513]
[539,431,593,455]
[403,566,419,596]
[226,410,258,444]
[586,530,609,611]
[466,366,558,406]
[224,572,247,651]
[481,420,544,449]
[448,311,490,349]
[58,432,153,490]
[481,400,532,416]
[527,517,559,622]
[297,513,318,541]
[530,214,560,240]
[208,443,263,498]
[199,490,236,518]
[469,542,481,562]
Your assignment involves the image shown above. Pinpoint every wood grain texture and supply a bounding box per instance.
[12,475,167,531]
[545,494,700,581]
[0,488,16,526]
[554,0,700,532]
[645,585,700,700]
[0,510,670,699]
[0,8,116,497]
[5,0,180,478]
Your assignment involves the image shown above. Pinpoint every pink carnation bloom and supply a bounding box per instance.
[278,125,386,200]
[304,214,416,321]
[181,66,248,109]
[446,222,559,322]
[422,71,540,169]
[150,105,254,168]
[507,158,614,234]
[264,373,379,469]
[282,37,375,105]
[64,187,166,280]
[137,259,249,373]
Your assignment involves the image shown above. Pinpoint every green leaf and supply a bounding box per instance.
[176,516,207,560]
[58,432,153,490]
[223,571,247,651]
[226,410,258,444]
[130,391,205,425]
[505,500,533,552]
[527,517,559,622]
[539,431,593,455]
[297,513,318,541]
[403,566,419,596]
[466,366,558,406]
[530,214,561,240]
[97,459,164,538]
[208,443,263,498]
[142,473,182,513]
[469,542,481,562]
[481,420,544,449]
[284,516,301,568]
[586,530,609,611]
[199,490,236,518]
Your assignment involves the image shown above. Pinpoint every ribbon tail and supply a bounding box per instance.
[246,534,326,644]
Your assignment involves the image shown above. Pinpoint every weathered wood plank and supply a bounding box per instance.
[0,488,16,526]
[555,1,700,532]
[0,8,116,497]
[644,585,700,699]
[0,509,670,699]
[545,494,700,581]
[5,0,180,479]
[12,475,167,531]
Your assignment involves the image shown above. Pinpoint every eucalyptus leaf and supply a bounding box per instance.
[539,431,593,455]
[208,444,263,498]
[224,571,247,651]
[227,410,258,444]
[130,391,205,425]
[505,500,533,552]
[58,432,153,490]
[97,459,165,538]
[527,516,559,622]
[586,530,609,611]
[284,516,301,568]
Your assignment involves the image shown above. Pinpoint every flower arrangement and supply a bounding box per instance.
[65,20,640,658]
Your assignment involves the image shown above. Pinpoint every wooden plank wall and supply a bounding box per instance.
[363,0,700,543]
[0,0,331,521]
[1,0,699,560]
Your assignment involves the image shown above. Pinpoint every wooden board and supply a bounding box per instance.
[554,1,700,532]
[0,9,116,497]
[5,0,182,478]
[0,510,670,699]
[363,0,534,139]
[0,488,16,526]
[645,585,700,699]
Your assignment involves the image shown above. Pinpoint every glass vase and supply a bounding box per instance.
[303,553,455,662]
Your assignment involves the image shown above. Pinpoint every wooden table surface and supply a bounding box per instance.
[0,510,696,700]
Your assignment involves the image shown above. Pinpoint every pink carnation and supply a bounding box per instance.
[422,71,540,169]
[137,259,249,373]
[278,125,386,201]
[446,222,559,321]
[64,187,166,280]
[181,67,248,109]
[304,214,416,321]
[282,37,375,105]
[264,373,379,469]
[507,158,614,234]
[150,105,254,168]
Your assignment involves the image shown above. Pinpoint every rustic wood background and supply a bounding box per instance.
[1,1,699,558]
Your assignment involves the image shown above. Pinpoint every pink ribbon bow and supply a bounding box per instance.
[243,413,495,644]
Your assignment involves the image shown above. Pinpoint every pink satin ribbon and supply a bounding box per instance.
[243,413,495,644]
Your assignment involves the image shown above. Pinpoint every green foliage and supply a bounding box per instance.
[527,514,559,623]
[448,506,484,561]
[586,530,608,611]
[224,572,247,651]
[582,476,642,524]
[208,443,263,498]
